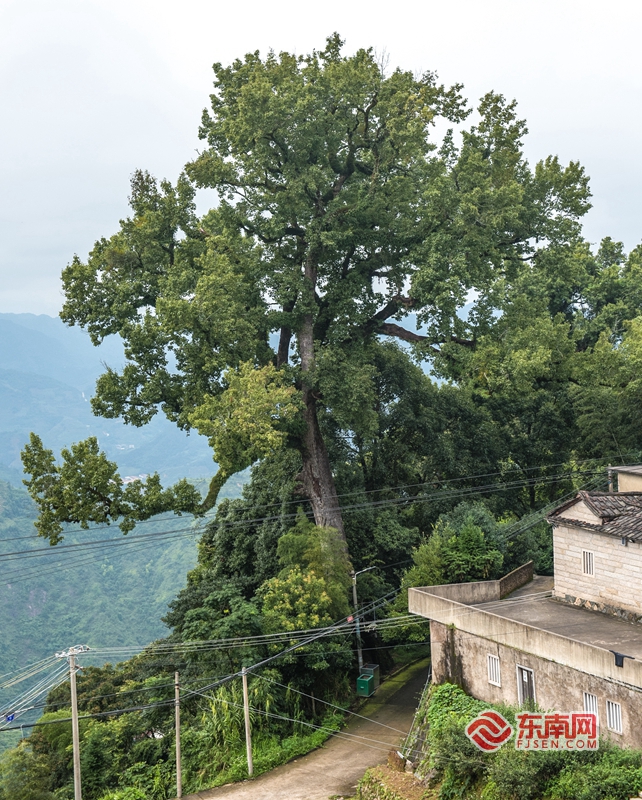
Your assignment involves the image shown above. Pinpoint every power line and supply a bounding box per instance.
[0,664,70,728]
[188,689,425,759]
[0,532,200,584]
[91,619,414,654]
[250,671,407,734]
[13,672,238,714]
[0,467,606,623]
[0,471,605,734]
[0,656,59,687]
[0,698,179,732]
[0,467,606,569]
[91,592,403,659]
[2,588,549,727]
[2,452,624,546]
[0,584,546,739]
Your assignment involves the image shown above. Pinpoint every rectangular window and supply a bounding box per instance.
[583,692,599,720]
[517,665,536,705]
[582,550,594,576]
[487,654,501,686]
[606,700,622,734]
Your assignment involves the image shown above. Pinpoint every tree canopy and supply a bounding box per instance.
[21,34,596,551]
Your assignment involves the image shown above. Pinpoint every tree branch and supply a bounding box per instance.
[371,295,417,323]
[380,322,432,344]
[450,336,476,348]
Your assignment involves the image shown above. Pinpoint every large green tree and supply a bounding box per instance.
[22,35,591,548]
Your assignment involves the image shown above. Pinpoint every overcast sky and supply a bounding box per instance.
[1,0,640,315]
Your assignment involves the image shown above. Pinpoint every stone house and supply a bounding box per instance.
[408,467,642,748]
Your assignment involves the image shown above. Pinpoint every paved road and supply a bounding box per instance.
[182,659,430,800]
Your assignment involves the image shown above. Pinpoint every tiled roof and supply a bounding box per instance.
[548,491,642,541]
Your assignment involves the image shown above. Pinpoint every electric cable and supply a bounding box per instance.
[0,656,59,687]
[2,452,625,545]
[0,664,70,728]
[0,462,609,556]
[188,688,424,759]
[88,591,555,659]
[0,468,606,573]
[249,671,407,735]
[15,672,238,714]
[1,466,604,590]
[0,531,201,583]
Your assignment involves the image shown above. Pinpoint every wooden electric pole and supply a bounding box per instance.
[241,667,253,776]
[175,672,182,799]
[56,645,89,800]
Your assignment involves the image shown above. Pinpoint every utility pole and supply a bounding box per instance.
[351,566,376,672]
[175,672,182,799]
[69,652,81,800]
[241,667,253,776]
[55,645,89,800]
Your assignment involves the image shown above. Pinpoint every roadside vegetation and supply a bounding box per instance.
[363,683,642,800]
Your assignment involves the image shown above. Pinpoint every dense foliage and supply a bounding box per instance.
[21,33,612,553]
[418,683,642,800]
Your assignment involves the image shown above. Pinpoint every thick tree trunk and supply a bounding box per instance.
[300,388,346,539]
[298,302,346,541]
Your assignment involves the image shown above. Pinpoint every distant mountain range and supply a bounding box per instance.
[0,313,214,486]
[0,317,250,732]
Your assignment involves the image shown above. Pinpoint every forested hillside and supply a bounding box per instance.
[0,480,190,673]
[0,313,237,727]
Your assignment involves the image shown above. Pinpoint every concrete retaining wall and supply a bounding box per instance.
[499,561,534,598]
[420,562,534,606]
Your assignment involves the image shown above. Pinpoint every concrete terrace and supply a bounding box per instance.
[475,576,642,661]
[408,569,642,688]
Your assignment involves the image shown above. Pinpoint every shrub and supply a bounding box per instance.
[546,746,642,800]
[423,683,489,798]
[422,683,642,800]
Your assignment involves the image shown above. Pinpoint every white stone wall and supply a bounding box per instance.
[556,500,601,525]
[553,524,642,615]
[616,473,642,492]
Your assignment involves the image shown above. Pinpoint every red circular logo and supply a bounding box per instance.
[465,710,513,752]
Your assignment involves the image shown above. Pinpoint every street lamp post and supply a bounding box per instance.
[351,566,376,672]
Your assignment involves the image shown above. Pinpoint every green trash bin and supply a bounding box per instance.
[356,673,375,697]
[362,663,380,689]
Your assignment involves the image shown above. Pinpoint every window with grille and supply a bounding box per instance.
[582,550,594,576]
[606,700,622,733]
[583,692,598,720]
[487,654,501,686]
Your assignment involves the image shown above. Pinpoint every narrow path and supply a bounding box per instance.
[183,658,430,800]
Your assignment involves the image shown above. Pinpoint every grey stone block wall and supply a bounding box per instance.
[553,524,642,616]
